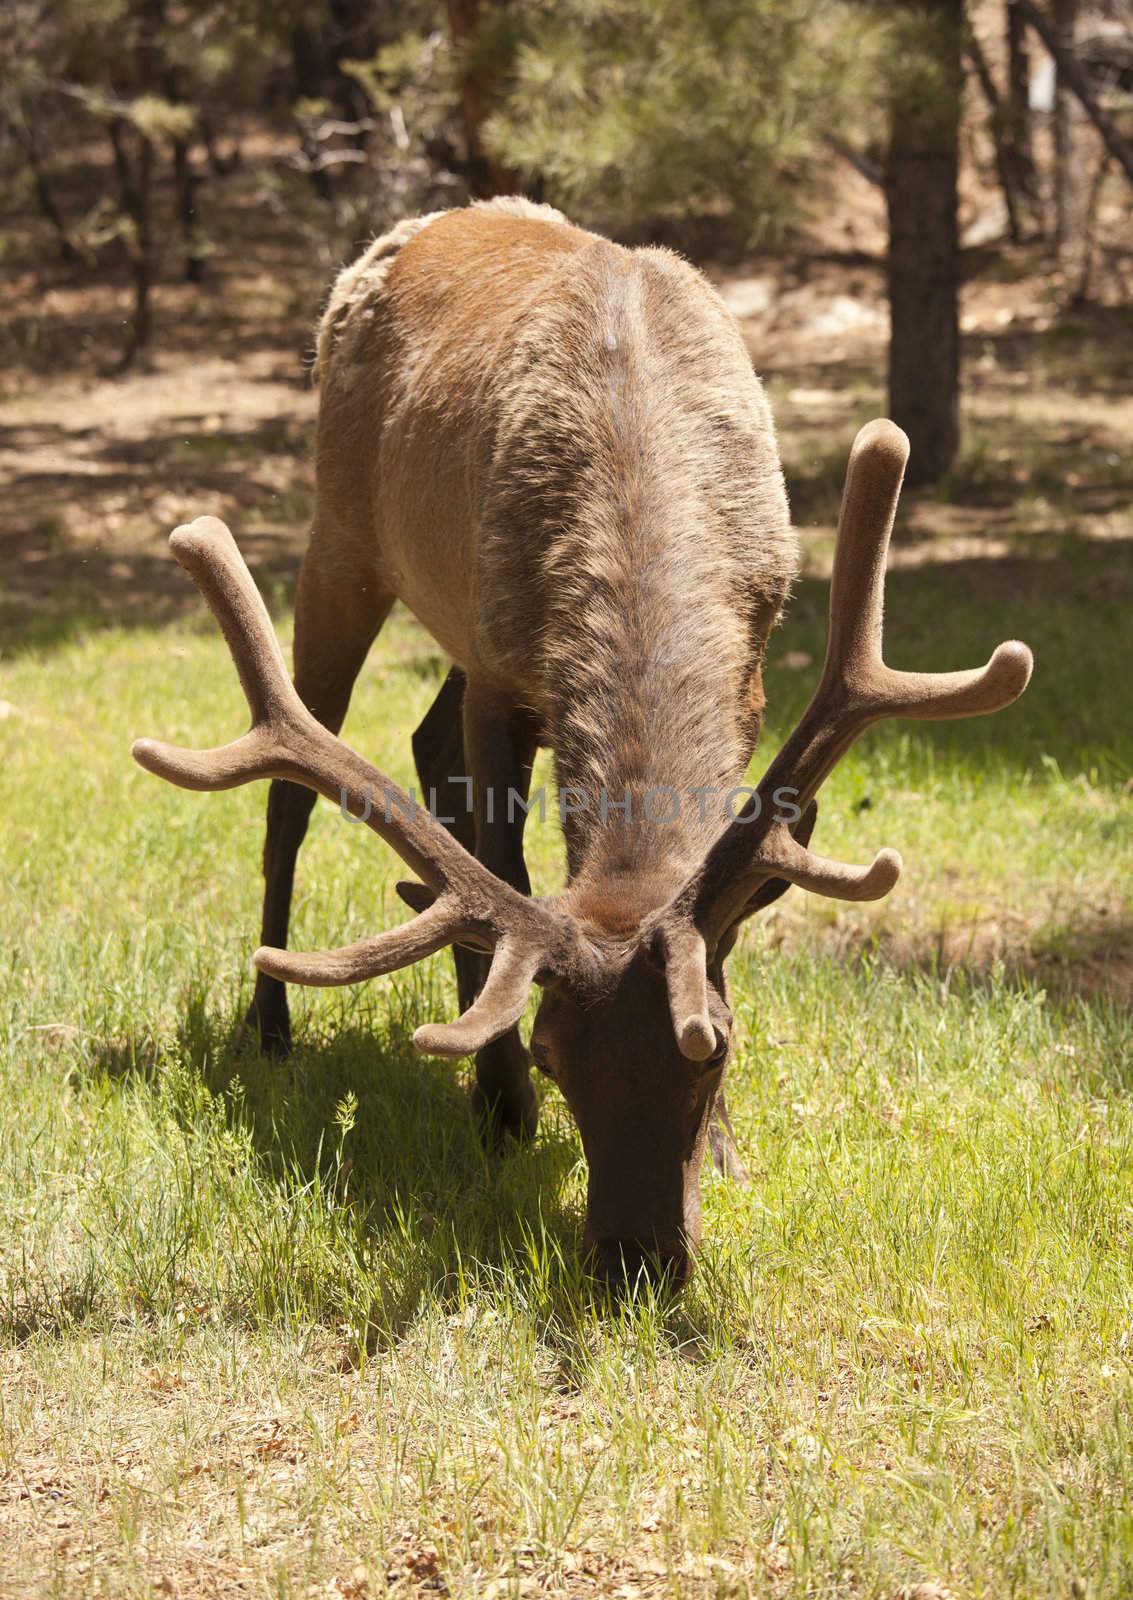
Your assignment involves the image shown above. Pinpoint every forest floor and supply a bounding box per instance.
[1,139,1131,1599]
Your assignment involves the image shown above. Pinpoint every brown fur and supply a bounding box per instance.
[226,198,795,1283]
[312,199,794,927]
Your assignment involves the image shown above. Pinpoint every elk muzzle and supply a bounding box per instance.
[582,1152,706,1290]
[531,955,723,1293]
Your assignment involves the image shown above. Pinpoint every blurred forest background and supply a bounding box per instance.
[0,0,1130,643]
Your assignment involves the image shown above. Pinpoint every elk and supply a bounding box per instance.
[133,199,1032,1287]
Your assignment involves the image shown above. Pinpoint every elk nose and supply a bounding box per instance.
[588,1237,691,1294]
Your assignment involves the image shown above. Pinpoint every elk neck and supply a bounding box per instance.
[532,265,763,931]
[549,546,757,931]
[468,235,791,938]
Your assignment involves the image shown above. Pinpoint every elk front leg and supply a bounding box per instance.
[244,539,393,1053]
[412,670,540,1143]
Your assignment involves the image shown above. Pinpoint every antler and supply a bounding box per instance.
[661,419,1032,1043]
[132,517,581,1055]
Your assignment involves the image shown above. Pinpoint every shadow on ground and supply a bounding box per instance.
[83,1000,587,1344]
[0,411,317,655]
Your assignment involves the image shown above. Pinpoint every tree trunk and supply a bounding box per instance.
[1052,0,1086,276]
[1005,0,1040,218]
[444,0,517,198]
[111,0,163,362]
[109,119,154,366]
[884,0,963,486]
[1074,151,1112,302]
[966,32,1023,242]
[328,0,378,127]
[160,35,206,284]
[200,112,242,177]
[12,118,79,263]
[172,136,205,283]
[290,8,375,197]
[1018,0,1133,184]
[131,132,154,355]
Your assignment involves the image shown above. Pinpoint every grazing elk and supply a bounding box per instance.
[134,199,1032,1287]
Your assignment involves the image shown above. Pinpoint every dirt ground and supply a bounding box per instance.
[2,126,1131,655]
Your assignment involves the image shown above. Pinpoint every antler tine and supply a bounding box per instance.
[254,894,468,987]
[659,923,715,1062]
[680,419,1033,951]
[412,940,541,1057]
[823,422,1032,723]
[821,417,905,691]
[764,418,1031,800]
[131,517,314,807]
[756,824,902,901]
[170,518,296,729]
[133,517,579,1053]
[131,519,296,792]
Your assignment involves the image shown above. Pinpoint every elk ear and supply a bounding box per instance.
[743,799,819,914]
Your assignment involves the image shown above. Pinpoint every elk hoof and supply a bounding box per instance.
[471,1072,539,1147]
[238,982,292,1057]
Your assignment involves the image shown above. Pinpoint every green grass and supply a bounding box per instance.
[1,532,1131,1596]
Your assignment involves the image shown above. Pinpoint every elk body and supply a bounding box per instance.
[134,198,1032,1287]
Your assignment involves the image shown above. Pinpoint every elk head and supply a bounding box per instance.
[133,421,1032,1288]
